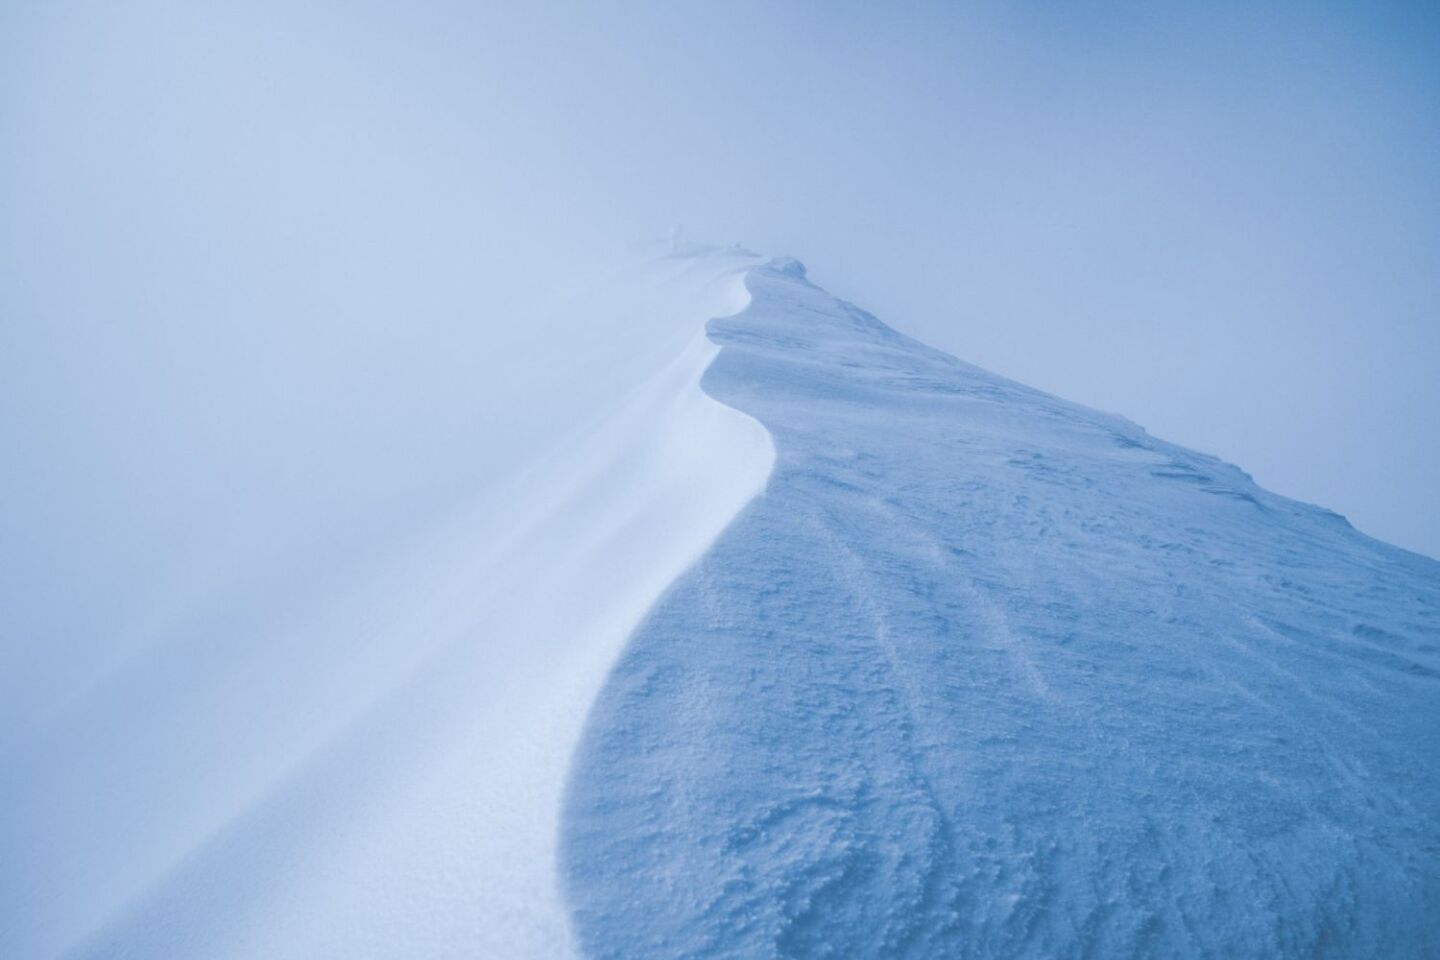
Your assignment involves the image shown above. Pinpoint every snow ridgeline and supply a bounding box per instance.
[6,248,1437,959]
[563,257,1440,957]
[0,252,773,959]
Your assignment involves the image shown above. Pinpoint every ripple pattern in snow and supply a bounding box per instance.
[563,258,1440,958]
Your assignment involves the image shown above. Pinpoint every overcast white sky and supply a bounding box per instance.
[3,0,1437,634]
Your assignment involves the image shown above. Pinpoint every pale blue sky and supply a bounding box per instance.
[2,0,1437,654]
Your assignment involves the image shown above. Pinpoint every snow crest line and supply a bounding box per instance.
[561,256,1440,958]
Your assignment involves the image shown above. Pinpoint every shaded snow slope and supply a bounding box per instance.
[0,252,773,959]
[563,258,1440,957]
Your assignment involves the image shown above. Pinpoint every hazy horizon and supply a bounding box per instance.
[4,0,1437,559]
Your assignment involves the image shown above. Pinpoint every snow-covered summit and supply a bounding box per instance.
[563,255,1440,958]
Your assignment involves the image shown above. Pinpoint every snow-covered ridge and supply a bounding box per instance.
[563,256,1440,957]
[5,247,1437,958]
[0,252,774,959]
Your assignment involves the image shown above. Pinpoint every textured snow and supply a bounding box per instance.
[5,248,1437,959]
[563,258,1440,957]
[0,252,772,959]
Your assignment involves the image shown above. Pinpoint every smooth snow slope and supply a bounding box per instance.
[563,258,1440,957]
[0,252,772,959]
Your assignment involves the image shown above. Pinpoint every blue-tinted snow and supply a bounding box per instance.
[0,254,773,960]
[563,258,1440,958]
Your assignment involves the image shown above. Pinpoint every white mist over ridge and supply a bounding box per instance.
[4,1,1437,562]
[0,252,773,959]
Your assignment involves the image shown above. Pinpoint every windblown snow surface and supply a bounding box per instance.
[0,251,773,959]
[562,257,1440,958]
[4,250,1438,959]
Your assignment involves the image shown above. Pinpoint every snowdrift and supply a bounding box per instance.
[4,248,1437,959]
[563,257,1440,958]
[0,251,772,959]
